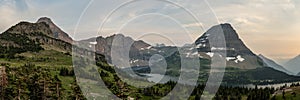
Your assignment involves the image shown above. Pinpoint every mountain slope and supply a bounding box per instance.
[193,23,263,69]
[258,54,294,75]
[37,17,73,43]
[284,55,300,74]
[195,23,255,56]
[187,23,300,84]
[0,18,103,99]
[0,21,72,57]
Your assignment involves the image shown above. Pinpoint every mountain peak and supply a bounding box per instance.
[36,17,73,43]
[220,23,240,40]
[5,21,53,37]
[194,23,260,69]
[195,23,254,56]
[37,17,52,23]
[220,23,232,27]
[295,54,300,58]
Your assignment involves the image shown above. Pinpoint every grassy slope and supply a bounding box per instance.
[274,86,300,100]
[0,50,71,67]
[1,49,75,98]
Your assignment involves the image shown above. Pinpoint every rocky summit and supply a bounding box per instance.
[192,23,262,69]
[37,17,73,43]
[195,23,255,56]
[0,18,73,55]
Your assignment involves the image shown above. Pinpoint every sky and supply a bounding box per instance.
[0,0,299,63]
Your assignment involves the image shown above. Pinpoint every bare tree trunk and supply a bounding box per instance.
[56,83,60,100]
[43,79,46,100]
[0,66,5,100]
[18,84,20,100]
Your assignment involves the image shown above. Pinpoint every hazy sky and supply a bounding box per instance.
[0,0,299,63]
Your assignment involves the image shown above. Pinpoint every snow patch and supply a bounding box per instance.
[189,47,194,50]
[146,46,152,49]
[234,55,245,63]
[131,59,139,63]
[226,57,236,61]
[196,44,202,48]
[129,60,137,64]
[89,42,97,45]
[211,47,227,50]
[206,52,214,57]
[186,53,191,57]
[198,54,203,58]
[196,43,207,48]
[192,52,198,55]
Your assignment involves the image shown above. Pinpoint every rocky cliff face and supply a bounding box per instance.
[195,23,255,56]
[37,17,73,44]
[193,23,262,69]
[5,21,53,37]
[96,34,150,58]
[79,34,151,63]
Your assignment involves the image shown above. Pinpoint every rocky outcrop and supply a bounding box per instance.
[37,17,73,44]
[80,34,151,63]
[5,21,53,37]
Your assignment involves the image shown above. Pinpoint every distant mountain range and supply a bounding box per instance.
[1,17,300,85]
[258,54,294,75]
[79,22,300,84]
[284,55,300,74]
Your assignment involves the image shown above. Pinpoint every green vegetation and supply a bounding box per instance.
[0,48,84,99]
[0,32,43,58]
[0,45,279,99]
[0,50,72,67]
[272,83,300,100]
[0,63,84,100]
[222,67,300,85]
